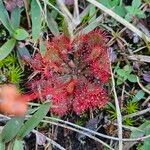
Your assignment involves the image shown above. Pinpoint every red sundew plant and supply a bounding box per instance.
[27,30,110,116]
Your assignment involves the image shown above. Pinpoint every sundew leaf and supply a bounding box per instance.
[31,0,42,42]
[13,28,29,40]
[17,102,50,139]
[0,38,16,60]
[0,0,14,34]
[1,117,24,143]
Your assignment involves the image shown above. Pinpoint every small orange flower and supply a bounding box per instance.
[0,84,27,116]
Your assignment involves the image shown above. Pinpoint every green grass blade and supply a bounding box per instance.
[0,136,5,150]
[1,117,24,143]
[17,102,50,139]
[11,7,21,29]
[31,0,42,42]
[0,38,16,60]
[47,11,60,36]
[0,0,14,33]
[13,140,24,150]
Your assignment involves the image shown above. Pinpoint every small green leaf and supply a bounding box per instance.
[131,121,150,138]
[110,0,119,7]
[98,0,110,8]
[125,6,134,13]
[17,102,50,139]
[132,90,145,102]
[11,7,21,28]
[0,0,14,33]
[127,74,137,83]
[123,65,132,74]
[31,0,42,42]
[144,131,150,150]
[114,6,126,17]
[116,78,124,85]
[1,117,24,143]
[132,0,141,8]
[39,38,46,56]
[0,38,16,60]
[82,17,101,34]
[47,11,60,36]
[62,19,71,38]
[89,5,96,23]
[117,69,126,77]
[13,28,29,40]
[125,13,132,22]
[13,140,23,150]
[130,122,150,150]
[136,11,146,18]
[0,136,5,150]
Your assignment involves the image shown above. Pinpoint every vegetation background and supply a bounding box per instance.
[0,0,150,149]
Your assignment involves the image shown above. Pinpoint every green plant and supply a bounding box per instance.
[0,54,16,68]
[106,102,118,120]
[123,118,134,126]
[98,0,126,17]
[0,54,22,84]
[0,1,29,60]
[126,101,138,114]
[130,121,150,150]
[0,102,50,150]
[116,64,137,85]
[132,90,145,103]
[143,0,150,3]
[125,0,146,22]
[7,66,23,84]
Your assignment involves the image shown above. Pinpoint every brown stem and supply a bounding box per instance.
[23,0,31,28]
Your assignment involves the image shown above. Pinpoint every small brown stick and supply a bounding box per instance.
[123,107,150,119]
[23,0,31,28]
[137,77,150,95]
[142,96,150,107]
[121,85,125,108]
[110,63,123,150]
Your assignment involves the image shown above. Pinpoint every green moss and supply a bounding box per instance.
[7,66,23,84]
[0,54,23,85]
[126,101,138,114]
[123,118,134,126]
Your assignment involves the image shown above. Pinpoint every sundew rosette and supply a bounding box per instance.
[26,30,110,116]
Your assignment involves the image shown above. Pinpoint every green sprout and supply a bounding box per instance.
[126,101,138,114]
[0,54,16,68]
[7,65,23,84]
[125,0,146,22]
[116,64,137,85]
[106,102,118,120]
[123,118,134,126]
